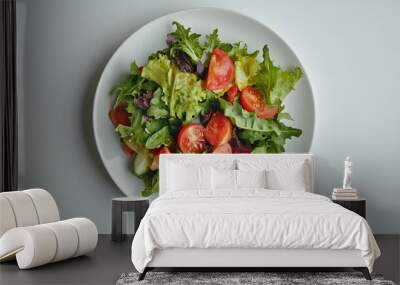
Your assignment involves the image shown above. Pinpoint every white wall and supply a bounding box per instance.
[17,0,400,233]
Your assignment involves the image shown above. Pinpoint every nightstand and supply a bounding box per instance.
[332,198,366,218]
[112,197,149,242]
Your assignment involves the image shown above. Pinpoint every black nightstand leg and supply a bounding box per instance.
[112,201,123,242]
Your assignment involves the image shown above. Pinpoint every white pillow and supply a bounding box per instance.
[266,165,306,191]
[237,159,309,191]
[167,163,212,192]
[212,168,237,191]
[236,169,267,189]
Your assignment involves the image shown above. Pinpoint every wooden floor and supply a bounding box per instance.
[0,235,398,285]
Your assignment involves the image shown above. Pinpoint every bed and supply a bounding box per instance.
[131,154,380,280]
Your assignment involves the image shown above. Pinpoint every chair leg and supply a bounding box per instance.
[138,268,148,281]
[354,267,372,280]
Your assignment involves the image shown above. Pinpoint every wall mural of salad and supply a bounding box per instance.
[108,22,303,197]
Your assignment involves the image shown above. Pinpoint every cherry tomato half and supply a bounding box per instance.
[109,105,130,126]
[206,48,234,90]
[226,85,239,103]
[205,112,233,147]
[177,124,207,153]
[239,86,278,119]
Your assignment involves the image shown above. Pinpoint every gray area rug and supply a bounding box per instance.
[116,272,396,285]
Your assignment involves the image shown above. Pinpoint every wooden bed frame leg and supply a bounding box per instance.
[138,268,148,281]
[354,267,372,280]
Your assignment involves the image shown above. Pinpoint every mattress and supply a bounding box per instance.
[131,190,380,273]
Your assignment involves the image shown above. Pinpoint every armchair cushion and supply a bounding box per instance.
[0,218,98,269]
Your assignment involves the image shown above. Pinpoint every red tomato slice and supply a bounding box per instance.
[122,143,135,156]
[150,146,170,170]
[206,48,234,90]
[213,143,232,153]
[257,105,279,119]
[109,105,130,126]
[177,124,207,153]
[205,112,233,147]
[239,87,277,119]
[240,86,264,113]
[226,85,239,104]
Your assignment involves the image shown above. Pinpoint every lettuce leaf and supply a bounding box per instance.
[141,54,171,95]
[250,45,303,105]
[170,21,203,63]
[140,172,159,197]
[219,98,281,134]
[145,126,172,149]
[169,67,209,121]
[142,55,210,122]
[203,29,220,63]
[116,105,149,150]
[220,98,301,153]
[270,67,303,105]
[235,55,260,91]
[147,88,169,119]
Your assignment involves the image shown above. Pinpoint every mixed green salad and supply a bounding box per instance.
[109,22,303,196]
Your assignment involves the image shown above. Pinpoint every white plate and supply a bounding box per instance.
[93,8,315,197]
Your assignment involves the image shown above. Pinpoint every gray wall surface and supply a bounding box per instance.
[17,0,400,234]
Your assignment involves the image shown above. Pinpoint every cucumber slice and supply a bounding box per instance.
[133,152,151,176]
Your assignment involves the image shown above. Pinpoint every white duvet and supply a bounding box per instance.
[131,190,380,272]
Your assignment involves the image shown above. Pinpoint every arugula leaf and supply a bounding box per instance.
[170,21,203,63]
[203,29,220,63]
[145,126,172,149]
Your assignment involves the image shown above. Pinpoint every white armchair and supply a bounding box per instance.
[0,189,98,269]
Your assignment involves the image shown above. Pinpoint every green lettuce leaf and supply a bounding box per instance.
[203,29,220,63]
[141,54,171,95]
[235,55,260,91]
[145,126,172,149]
[219,99,281,134]
[228,42,258,61]
[140,172,159,197]
[169,67,209,121]
[170,21,203,63]
[250,45,303,105]
[116,105,148,150]
[145,118,168,134]
[147,88,169,119]
[142,55,210,122]
[238,129,268,144]
[111,74,145,108]
[270,67,303,105]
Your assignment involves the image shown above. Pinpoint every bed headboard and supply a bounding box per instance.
[159,154,314,195]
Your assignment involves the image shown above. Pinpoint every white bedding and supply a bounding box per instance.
[131,190,380,273]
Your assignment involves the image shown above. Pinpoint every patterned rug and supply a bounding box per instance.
[116,271,396,285]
